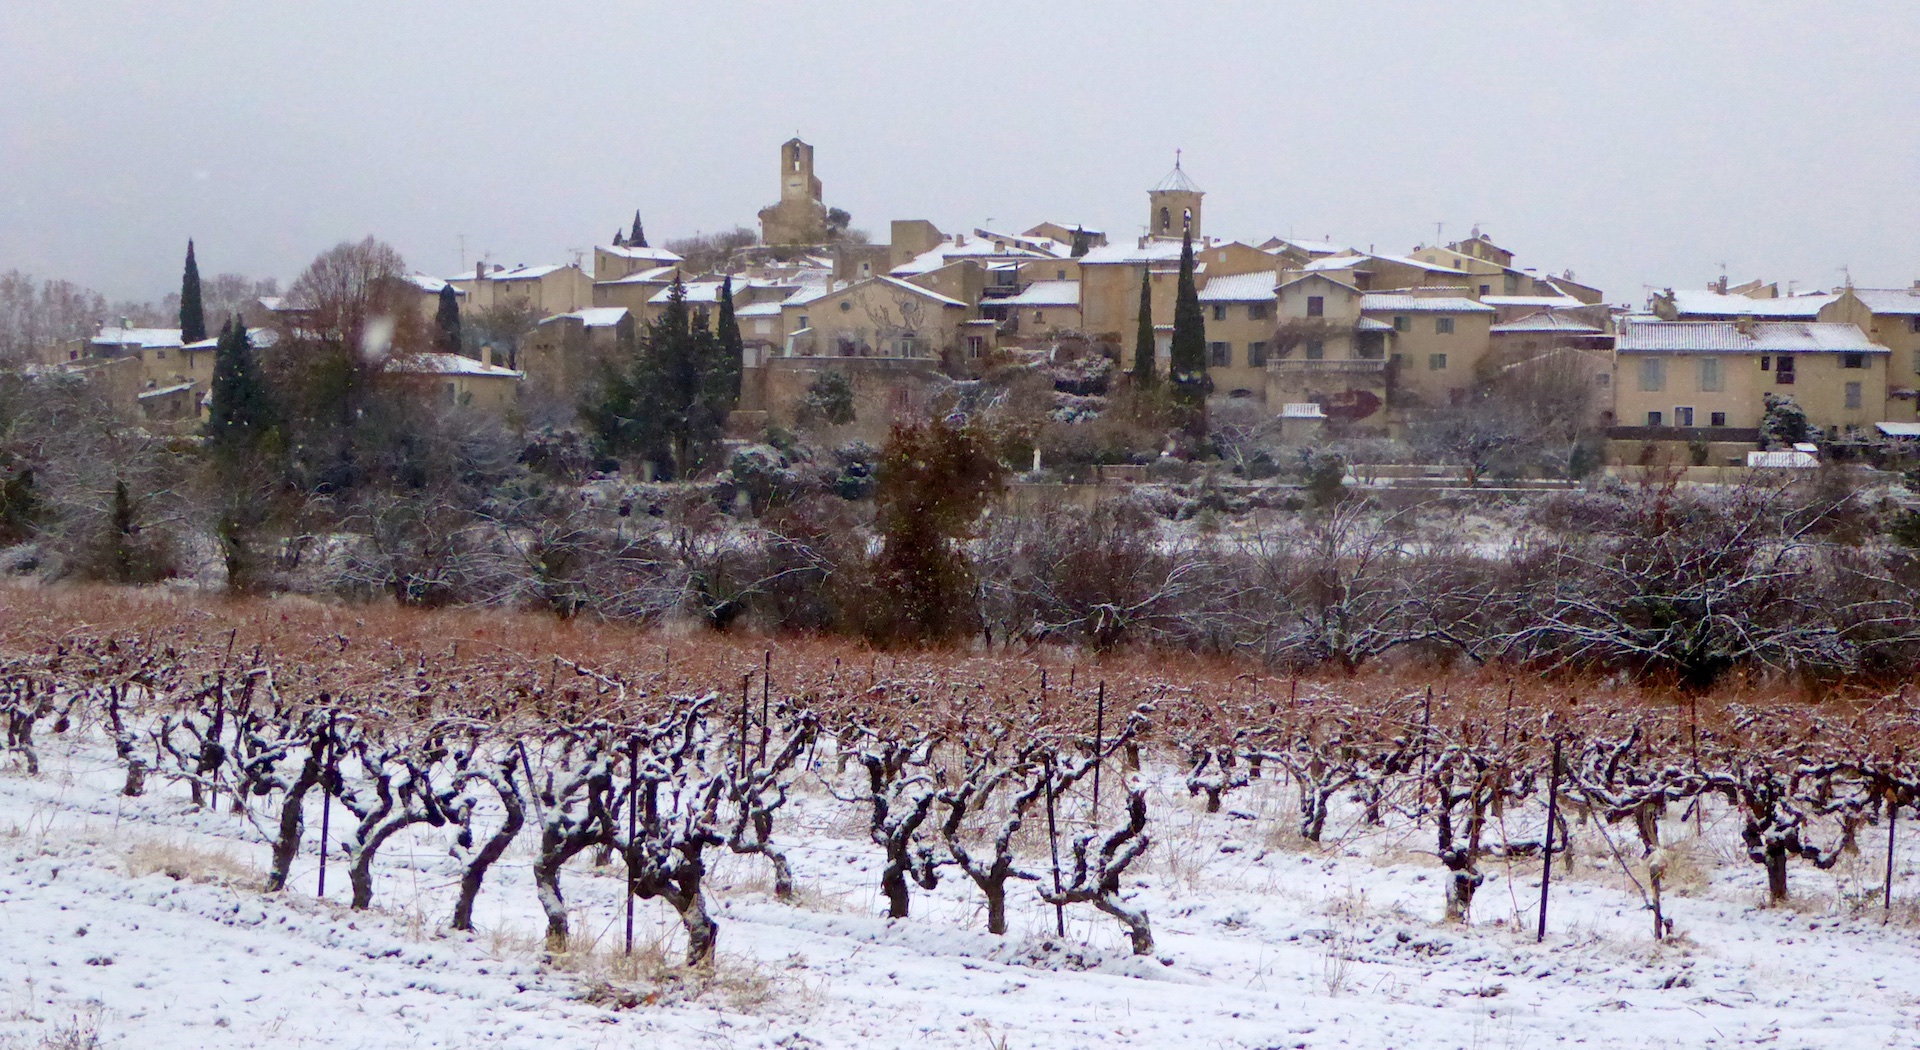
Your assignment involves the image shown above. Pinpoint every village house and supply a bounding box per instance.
[1359,293,1496,409]
[385,351,523,413]
[1264,274,1390,430]
[452,262,593,316]
[518,306,634,419]
[1610,317,1888,462]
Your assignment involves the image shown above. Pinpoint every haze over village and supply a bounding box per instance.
[3,6,1920,1050]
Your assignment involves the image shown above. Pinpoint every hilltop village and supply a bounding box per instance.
[36,138,1920,472]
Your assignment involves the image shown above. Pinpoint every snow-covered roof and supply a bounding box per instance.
[1670,290,1835,319]
[1354,317,1395,332]
[402,274,463,295]
[1480,295,1586,309]
[137,381,197,400]
[1277,273,1360,295]
[1151,162,1203,194]
[874,275,968,308]
[541,307,629,328]
[387,352,523,378]
[1851,288,1920,316]
[92,327,183,349]
[1490,314,1605,334]
[1302,254,1366,272]
[1876,421,1920,438]
[1263,237,1345,256]
[599,244,683,264]
[1280,402,1326,419]
[890,236,1058,277]
[649,278,791,305]
[1198,271,1278,302]
[486,264,573,282]
[1077,240,1189,265]
[599,265,680,286]
[996,280,1081,308]
[736,302,784,317]
[181,337,219,351]
[1748,450,1819,469]
[1617,318,1885,353]
[1359,294,1494,314]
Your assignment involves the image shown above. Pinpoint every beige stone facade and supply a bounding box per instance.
[454,263,594,317]
[780,276,970,358]
[1611,319,1888,440]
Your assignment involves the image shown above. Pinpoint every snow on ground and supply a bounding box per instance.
[3,733,1919,1049]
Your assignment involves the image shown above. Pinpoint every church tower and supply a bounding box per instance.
[761,137,828,245]
[1148,153,1203,240]
[780,138,821,207]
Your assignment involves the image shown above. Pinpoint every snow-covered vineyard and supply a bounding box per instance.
[5,727,1919,1050]
[4,606,1920,1049]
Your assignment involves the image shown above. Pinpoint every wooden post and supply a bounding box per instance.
[317,717,334,899]
[1689,696,1702,837]
[759,650,772,766]
[1537,737,1561,943]
[1044,753,1064,937]
[738,675,750,779]
[1887,751,1900,922]
[1091,681,1106,820]
[1417,686,1434,827]
[626,734,639,955]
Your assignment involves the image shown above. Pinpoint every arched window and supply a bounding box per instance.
[1159,206,1170,232]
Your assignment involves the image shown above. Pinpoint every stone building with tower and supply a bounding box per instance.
[758,138,829,245]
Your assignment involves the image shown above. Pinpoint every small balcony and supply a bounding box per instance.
[1269,358,1388,374]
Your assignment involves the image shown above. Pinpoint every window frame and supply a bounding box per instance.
[1306,295,1325,318]
[1428,352,1448,371]
[1435,316,1455,335]
[1638,357,1666,392]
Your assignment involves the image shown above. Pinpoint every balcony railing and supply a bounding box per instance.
[1270,358,1388,373]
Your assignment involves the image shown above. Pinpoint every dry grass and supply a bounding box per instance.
[123,838,255,887]
[484,920,799,1015]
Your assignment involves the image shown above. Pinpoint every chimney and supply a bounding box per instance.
[1735,315,1756,336]
[476,262,485,281]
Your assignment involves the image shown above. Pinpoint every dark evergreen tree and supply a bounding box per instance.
[1132,268,1156,387]
[612,228,626,247]
[179,240,207,343]
[630,210,647,248]
[109,479,136,583]
[435,284,462,353]
[207,318,273,450]
[1168,226,1209,429]
[716,275,744,400]
[583,279,736,479]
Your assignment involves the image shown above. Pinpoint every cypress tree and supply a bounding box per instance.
[1168,226,1209,428]
[435,284,462,353]
[207,318,271,450]
[612,229,626,248]
[716,275,744,399]
[630,210,647,248]
[585,279,735,479]
[179,240,207,343]
[109,479,136,583]
[1132,268,1156,387]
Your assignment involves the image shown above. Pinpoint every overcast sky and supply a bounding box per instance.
[2,1,1915,305]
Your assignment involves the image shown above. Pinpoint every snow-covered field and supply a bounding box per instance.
[4,733,1918,1050]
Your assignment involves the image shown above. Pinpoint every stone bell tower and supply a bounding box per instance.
[1147,151,1204,241]
[759,137,829,245]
